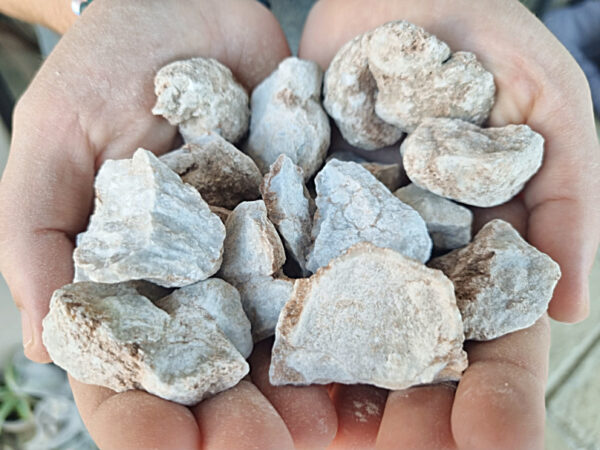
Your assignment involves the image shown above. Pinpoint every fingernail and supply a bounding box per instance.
[21,309,33,349]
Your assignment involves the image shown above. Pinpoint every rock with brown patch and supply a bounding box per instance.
[270,243,467,388]
[160,133,262,209]
[42,282,249,405]
[152,57,249,143]
[429,219,561,340]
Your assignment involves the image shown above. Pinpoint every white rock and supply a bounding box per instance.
[270,243,467,388]
[429,219,561,341]
[43,282,249,405]
[323,32,403,150]
[394,183,472,251]
[160,133,262,209]
[156,279,253,358]
[368,21,495,132]
[73,149,225,287]
[306,160,431,272]
[261,155,315,274]
[401,118,544,207]
[246,57,330,179]
[152,57,249,143]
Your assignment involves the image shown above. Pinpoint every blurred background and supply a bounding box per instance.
[0,0,599,448]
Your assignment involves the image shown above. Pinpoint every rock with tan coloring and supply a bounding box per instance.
[401,118,544,207]
[261,155,315,274]
[160,133,262,209]
[270,243,467,388]
[43,282,249,405]
[360,162,403,192]
[209,206,232,224]
[429,219,561,341]
[368,21,495,132]
[306,160,431,272]
[246,57,330,179]
[394,183,472,251]
[73,149,225,287]
[156,279,253,358]
[152,57,249,143]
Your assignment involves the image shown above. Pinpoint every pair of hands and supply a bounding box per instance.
[0,0,598,448]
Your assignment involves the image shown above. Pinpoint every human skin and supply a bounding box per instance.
[0,0,75,33]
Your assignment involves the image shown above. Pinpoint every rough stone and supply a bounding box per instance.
[152,57,249,143]
[360,162,403,192]
[394,183,472,251]
[368,21,495,132]
[306,160,431,272]
[246,57,330,179]
[270,243,467,388]
[401,118,544,207]
[323,32,403,150]
[160,133,262,209]
[209,206,232,224]
[429,219,561,341]
[156,279,253,358]
[260,155,315,274]
[73,149,225,287]
[42,282,249,405]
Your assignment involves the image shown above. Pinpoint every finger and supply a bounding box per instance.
[452,315,550,450]
[192,380,295,450]
[70,377,201,449]
[329,384,387,449]
[249,339,337,449]
[375,385,456,450]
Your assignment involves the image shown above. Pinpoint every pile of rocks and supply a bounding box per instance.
[42,21,561,405]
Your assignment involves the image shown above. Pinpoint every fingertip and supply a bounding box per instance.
[20,309,52,364]
[547,274,590,323]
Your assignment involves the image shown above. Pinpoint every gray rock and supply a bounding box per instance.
[306,160,431,272]
[429,219,561,341]
[152,57,249,143]
[156,279,253,358]
[73,149,225,287]
[261,155,315,274]
[323,32,403,150]
[246,57,330,179]
[42,282,249,405]
[160,133,262,209]
[401,118,544,207]
[270,243,467,388]
[368,21,495,132]
[394,183,472,251]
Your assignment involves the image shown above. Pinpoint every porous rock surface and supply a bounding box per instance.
[306,160,431,272]
[323,32,403,150]
[246,57,330,179]
[218,201,293,340]
[401,118,544,207]
[368,21,495,133]
[394,183,472,251]
[260,155,315,274]
[429,219,561,340]
[43,282,249,405]
[152,57,249,143]
[160,133,262,209]
[73,149,225,287]
[156,279,253,358]
[270,243,467,388]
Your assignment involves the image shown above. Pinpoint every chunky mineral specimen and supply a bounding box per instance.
[394,183,472,251]
[156,279,253,358]
[429,219,561,341]
[401,118,544,207]
[306,160,431,272]
[260,155,315,274]
[368,21,495,132]
[360,162,403,192]
[246,57,330,179]
[43,282,249,405]
[160,133,262,209]
[218,201,292,340]
[270,243,467,388]
[73,149,225,287]
[152,57,249,143]
[323,32,403,150]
